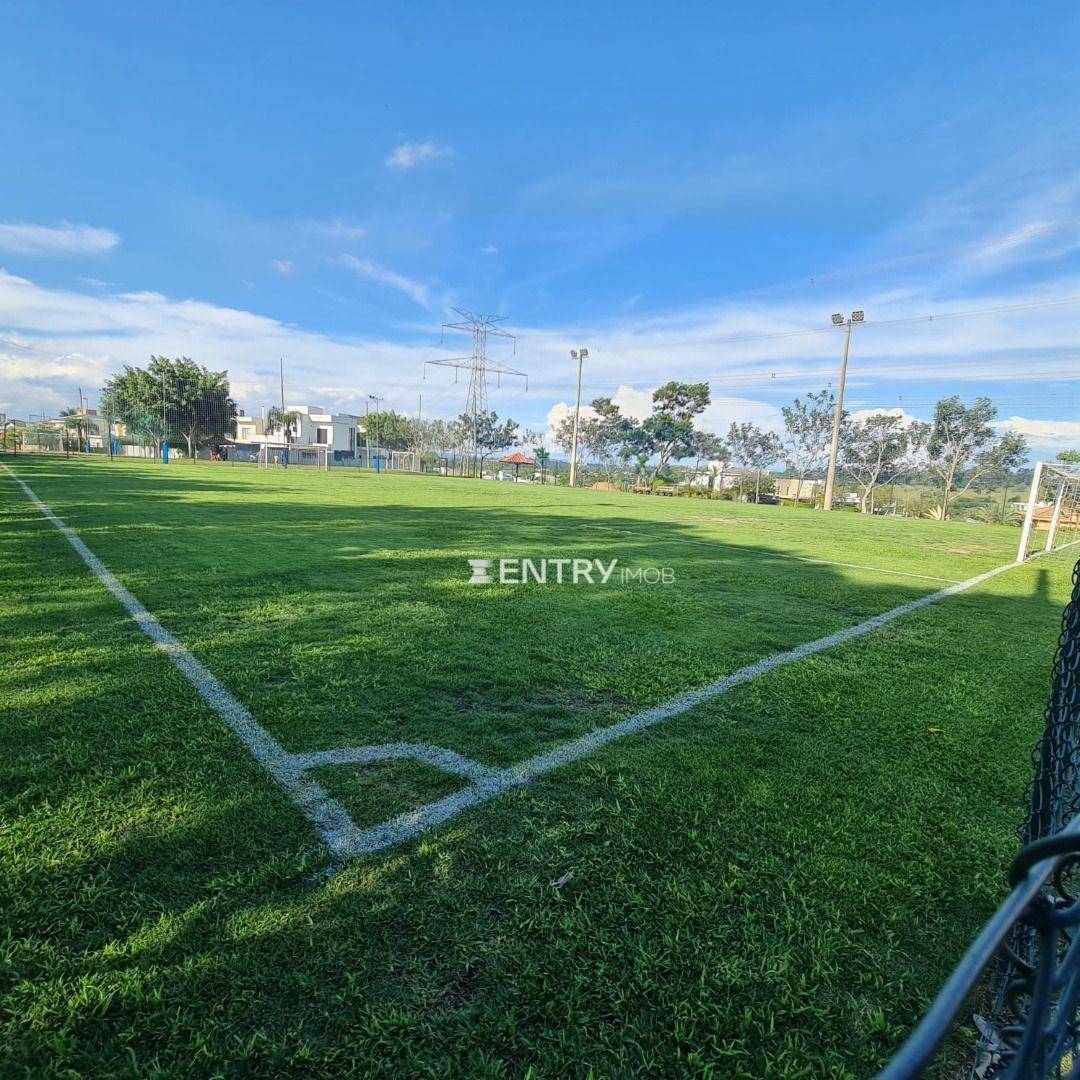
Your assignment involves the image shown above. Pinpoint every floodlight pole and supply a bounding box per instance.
[368,394,383,469]
[822,313,859,511]
[569,347,588,487]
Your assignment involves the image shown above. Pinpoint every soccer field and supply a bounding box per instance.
[1,455,1075,1075]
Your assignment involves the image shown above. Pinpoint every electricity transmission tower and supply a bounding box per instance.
[424,309,528,475]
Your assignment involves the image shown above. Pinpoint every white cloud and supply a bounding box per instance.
[0,221,119,256]
[699,395,784,435]
[996,416,1080,451]
[385,141,450,171]
[481,245,499,255]
[302,218,366,241]
[849,407,922,427]
[0,270,442,419]
[338,254,429,307]
[881,167,1080,286]
[269,258,294,274]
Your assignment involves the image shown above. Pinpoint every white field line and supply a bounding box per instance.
[578,522,962,584]
[2,462,366,859]
[5,460,1073,860]
[339,554,1046,855]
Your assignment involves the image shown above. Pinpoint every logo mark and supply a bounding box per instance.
[468,558,494,584]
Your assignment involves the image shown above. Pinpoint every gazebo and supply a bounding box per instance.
[498,450,536,480]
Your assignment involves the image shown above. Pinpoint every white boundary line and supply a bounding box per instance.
[3,462,367,859]
[3,459,1071,860]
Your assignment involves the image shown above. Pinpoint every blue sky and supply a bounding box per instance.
[2,1,1079,455]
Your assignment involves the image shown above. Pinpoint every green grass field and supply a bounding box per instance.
[1,454,1075,1076]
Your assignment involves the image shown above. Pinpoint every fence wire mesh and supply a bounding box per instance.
[1018,465,1080,563]
[973,558,1080,1077]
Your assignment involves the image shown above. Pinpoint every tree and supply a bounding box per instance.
[727,421,781,502]
[103,356,236,460]
[523,429,551,483]
[1057,450,1080,464]
[266,407,301,452]
[468,410,520,475]
[926,396,1028,520]
[59,408,90,451]
[780,389,835,503]
[158,357,235,460]
[554,396,639,483]
[363,410,414,451]
[634,381,710,481]
[102,365,167,453]
[687,430,727,490]
[841,412,928,513]
[407,417,453,460]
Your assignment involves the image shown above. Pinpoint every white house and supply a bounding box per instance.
[234,405,362,460]
[41,407,127,447]
[685,460,752,490]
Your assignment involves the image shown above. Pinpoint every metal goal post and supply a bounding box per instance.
[1017,461,1080,563]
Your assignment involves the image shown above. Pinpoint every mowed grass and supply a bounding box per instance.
[0,454,1073,1076]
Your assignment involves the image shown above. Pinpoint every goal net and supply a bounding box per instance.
[258,444,330,470]
[1017,461,1080,562]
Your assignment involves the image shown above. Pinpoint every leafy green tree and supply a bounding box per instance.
[466,410,520,475]
[1057,450,1080,464]
[363,410,415,451]
[841,413,928,513]
[927,396,1027,520]
[266,407,301,450]
[554,396,640,482]
[103,356,236,460]
[522,429,551,482]
[634,381,710,482]
[780,389,835,502]
[102,366,167,452]
[727,421,781,502]
[58,408,90,450]
[688,430,727,490]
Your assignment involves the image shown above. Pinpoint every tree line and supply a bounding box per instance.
[94,356,1053,521]
[551,382,1031,520]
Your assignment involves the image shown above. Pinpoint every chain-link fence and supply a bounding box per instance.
[883,558,1080,1078]
[974,557,1080,1076]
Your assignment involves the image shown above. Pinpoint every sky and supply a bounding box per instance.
[2,1,1079,458]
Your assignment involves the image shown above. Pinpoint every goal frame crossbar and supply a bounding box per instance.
[1017,461,1080,562]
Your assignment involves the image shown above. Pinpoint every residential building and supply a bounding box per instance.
[233,405,362,460]
[42,408,126,447]
[775,477,823,504]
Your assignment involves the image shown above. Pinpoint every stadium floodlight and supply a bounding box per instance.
[569,347,589,488]
[822,311,864,510]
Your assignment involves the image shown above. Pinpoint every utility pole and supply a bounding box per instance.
[822,310,863,510]
[569,347,589,487]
